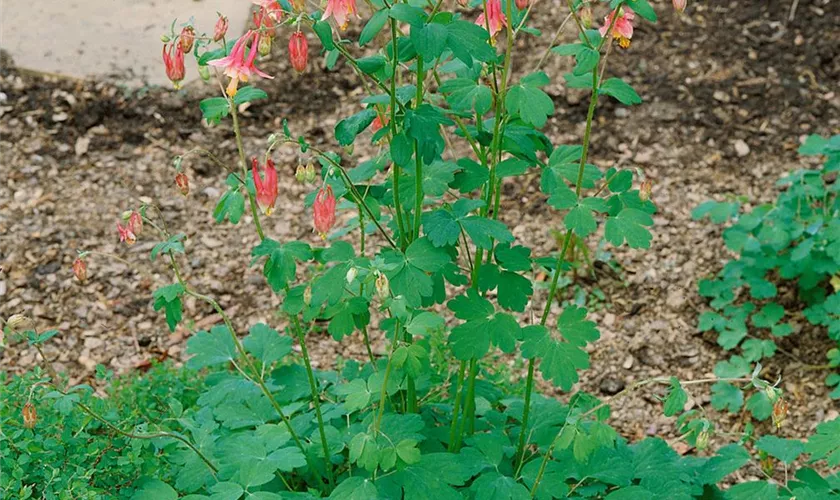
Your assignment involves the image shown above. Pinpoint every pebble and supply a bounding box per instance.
[733,139,750,157]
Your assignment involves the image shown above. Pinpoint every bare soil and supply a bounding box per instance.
[1,0,839,484]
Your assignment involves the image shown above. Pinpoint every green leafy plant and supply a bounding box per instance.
[6,1,840,499]
[694,134,840,414]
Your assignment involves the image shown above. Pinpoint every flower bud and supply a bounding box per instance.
[303,286,312,306]
[772,398,789,429]
[375,272,390,301]
[515,0,528,9]
[258,34,273,56]
[304,163,317,183]
[6,314,31,331]
[252,157,279,216]
[267,133,279,146]
[214,15,229,42]
[73,258,87,282]
[128,211,143,236]
[695,429,710,451]
[673,0,687,14]
[198,65,211,81]
[175,172,190,196]
[763,384,780,404]
[161,34,171,43]
[295,165,307,183]
[22,402,37,429]
[180,26,195,53]
[162,43,186,89]
[639,179,653,202]
[579,5,593,28]
[346,267,357,284]
[289,32,309,73]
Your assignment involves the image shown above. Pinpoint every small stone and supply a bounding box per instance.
[713,90,730,103]
[75,136,91,157]
[734,139,750,157]
[599,377,625,395]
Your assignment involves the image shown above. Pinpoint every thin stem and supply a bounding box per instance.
[412,56,426,242]
[230,102,265,241]
[448,361,467,451]
[292,316,336,489]
[374,321,401,434]
[532,13,574,72]
[390,20,408,250]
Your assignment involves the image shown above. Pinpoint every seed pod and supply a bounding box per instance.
[180,26,196,53]
[304,163,317,183]
[214,15,229,42]
[258,35,272,56]
[295,165,306,183]
[22,402,37,429]
[695,429,710,451]
[128,211,143,236]
[763,384,780,404]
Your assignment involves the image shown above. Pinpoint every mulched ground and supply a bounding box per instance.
[1,0,839,484]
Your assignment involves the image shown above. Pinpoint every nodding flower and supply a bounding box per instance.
[162,43,185,89]
[324,0,358,31]
[673,0,687,14]
[252,157,279,216]
[476,0,507,41]
[117,222,136,245]
[599,6,635,49]
[208,30,273,97]
[175,172,190,196]
[73,257,87,282]
[128,211,143,236]
[253,0,284,22]
[289,32,309,73]
[313,186,337,238]
[515,0,529,10]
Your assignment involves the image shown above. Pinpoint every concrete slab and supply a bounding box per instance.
[0,0,251,86]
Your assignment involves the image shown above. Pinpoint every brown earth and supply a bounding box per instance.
[1,0,839,484]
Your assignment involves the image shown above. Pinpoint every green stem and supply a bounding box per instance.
[447,361,467,451]
[230,102,265,241]
[412,56,425,242]
[456,359,478,446]
[292,316,335,490]
[389,20,408,250]
[375,320,401,434]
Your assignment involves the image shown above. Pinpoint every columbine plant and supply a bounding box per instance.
[13,0,839,498]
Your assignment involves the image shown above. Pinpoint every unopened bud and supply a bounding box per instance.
[346,267,357,284]
[763,385,780,404]
[295,165,307,183]
[22,402,37,429]
[267,133,278,146]
[639,179,653,202]
[304,163,317,183]
[175,172,190,196]
[214,14,229,42]
[515,0,528,9]
[198,65,211,81]
[303,286,312,306]
[772,398,789,429]
[161,34,171,43]
[6,314,31,331]
[375,273,390,301]
[73,258,87,282]
[128,211,143,236]
[258,35,272,56]
[695,429,710,451]
[180,26,196,53]
[579,6,593,28]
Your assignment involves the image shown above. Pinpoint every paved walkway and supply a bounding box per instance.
[1,0,251,86]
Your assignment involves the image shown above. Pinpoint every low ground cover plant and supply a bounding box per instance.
[3,0,840,499]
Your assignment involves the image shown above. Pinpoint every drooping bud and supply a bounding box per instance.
[303,286,312,305]
[128,211,143,236]
[73,258,87,282]
[375,272,390,301]
[258,34,273,56]
[198,65,211,81]
[304,163,317,183]
[515,0,529,10]
[313,186,337,239]
[695,429,710,451]
[289,32,309,73]
[175,172,190,196]
[346,267,357,284]
[672,0,687,14]
[162,43,186,89]
[295,165,307,183]
[160,34,171,43]
[6,314,31,331]
[22,402,37,429]
[579,5,593,28]
[763,384,780,404]
[180,26,196,53]
[772,399,789,429]
[252,157,279,216]
[639,179,653,202]
[214,15,229,42]
[371,113,389,134]
[117,222,137,245]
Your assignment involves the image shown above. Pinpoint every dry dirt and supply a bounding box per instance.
[1,0,839,483]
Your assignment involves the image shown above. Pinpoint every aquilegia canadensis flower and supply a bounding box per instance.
[117,222,136,245]
[208,30,273,97]
[324,0,358,31]
[128,210,143,235]
[289,32,309,73]
[175,172,190,196]
[162,43,185,89]
[673,0,687,13]
[180,26,195,53]
[73,257,87,282]
[476,0,507,40]
[214,15,229,41]
[313,186,337,238]
[252,157,279,216]
[599,6,635,49]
